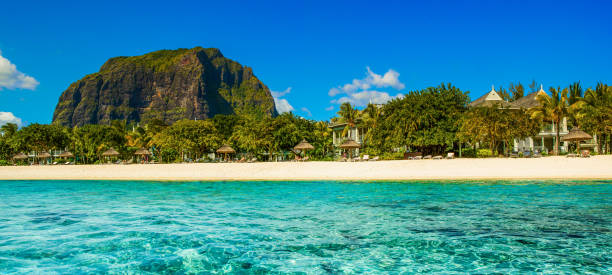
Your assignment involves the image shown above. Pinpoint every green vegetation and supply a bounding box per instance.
[52,47,277,127]
[3,82,612,165]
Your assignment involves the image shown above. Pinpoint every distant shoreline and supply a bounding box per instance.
[2,156,612,181]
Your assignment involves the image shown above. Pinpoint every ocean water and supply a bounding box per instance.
[0,180,610,274]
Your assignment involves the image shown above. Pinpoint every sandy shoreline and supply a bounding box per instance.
[1,156,612,181]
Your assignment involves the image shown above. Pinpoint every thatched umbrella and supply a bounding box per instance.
[36,152,51,158]
[36,152,52,164]
[12,152,28,164]
[216,144,235,161]
[102,147,120,163]
[58,151,74,163]
[101,148,120,157]
[134,148,151,163]
[339,139,361,159]
[562,127,593,153]
[12,152,28,160]
[58,151,74,158]
[294,139,314,160]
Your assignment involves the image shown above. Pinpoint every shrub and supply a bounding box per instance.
[460,147,476,158]
[380,151,404,160]
[477,149,493,158]
[0,160,10,166]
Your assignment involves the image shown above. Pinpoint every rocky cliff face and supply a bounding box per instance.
[52,47,277,127]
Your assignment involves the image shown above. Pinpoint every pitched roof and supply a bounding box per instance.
[513,86,547,109]
[469,86,519,109]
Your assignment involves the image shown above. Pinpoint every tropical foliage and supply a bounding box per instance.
[1,82,611,165]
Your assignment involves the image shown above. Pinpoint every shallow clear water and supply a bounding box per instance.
[0,180,610,274]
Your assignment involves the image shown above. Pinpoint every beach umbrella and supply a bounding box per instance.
[562,127,593,153]
[294,139,314,160]
[294,139,315,151]
[101,148,120,157]
[36,151,52,164]
[216,144,235,161]
[12,152,28,160]
[58,151,74,158]
[134,148,152,156]
[339,139,361,159]
[101,147,120,163]
[36,152,51,158]
[134,148,152,163]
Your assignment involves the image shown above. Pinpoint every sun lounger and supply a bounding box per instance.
[446,152,455,159]
[423,155,432,159]
[566,153,578,158]
[533,150,542,158]
[413,156,422,160]
[369,156,379,161]
[247,157,257,163]
[362,155,369,161]
[433,155,442,160]
[510,151,519,158]
[523,151,531,158]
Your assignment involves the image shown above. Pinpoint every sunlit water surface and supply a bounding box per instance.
[0,180,610,274]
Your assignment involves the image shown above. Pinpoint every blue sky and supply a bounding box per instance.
[1,0,611,126]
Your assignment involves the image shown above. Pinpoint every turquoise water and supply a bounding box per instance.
[0,180,610,274]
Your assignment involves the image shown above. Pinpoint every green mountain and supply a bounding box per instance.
[52,47,277,127]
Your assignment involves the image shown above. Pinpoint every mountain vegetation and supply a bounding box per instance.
[52,47,277,127]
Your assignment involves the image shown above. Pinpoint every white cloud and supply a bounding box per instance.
[271,87,294,113]
[0,111,22,127]
[366,67,405,90]
[300,107,312,117]
[332,90,404,107]
[271,87,291,98]
[328,67,404,96]
[0,52,39,90]
[325,106,334,111]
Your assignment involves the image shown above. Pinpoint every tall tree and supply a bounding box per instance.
[576,83,612,153]
[531,87,569,155]
[336,102,361,138]
[509,82,525,101]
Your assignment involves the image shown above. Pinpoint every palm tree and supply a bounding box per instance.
[577,83,612,153]
[336,102,360,139]
[0,123,18,138]
[362,103,381,144]
[531,87,569,155]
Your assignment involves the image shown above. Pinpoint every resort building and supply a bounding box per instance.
[470,85,597,153]
[328,122,364,156]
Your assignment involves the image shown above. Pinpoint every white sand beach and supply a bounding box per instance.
[1,156,612,181]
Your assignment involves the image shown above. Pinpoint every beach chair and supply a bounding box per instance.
[362,155,370,161]
[523,151,531,158]
[446,152,455,159]
[580,150,590,158]
[247,157,257,163]
[423,155,432,159]
[566,153,577,158]
[510,151,519,158]
[369,156,379,161]
[433,155,442,160]
[237,157,246,163]
[352,156,361,162]
[413,155,422,160]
